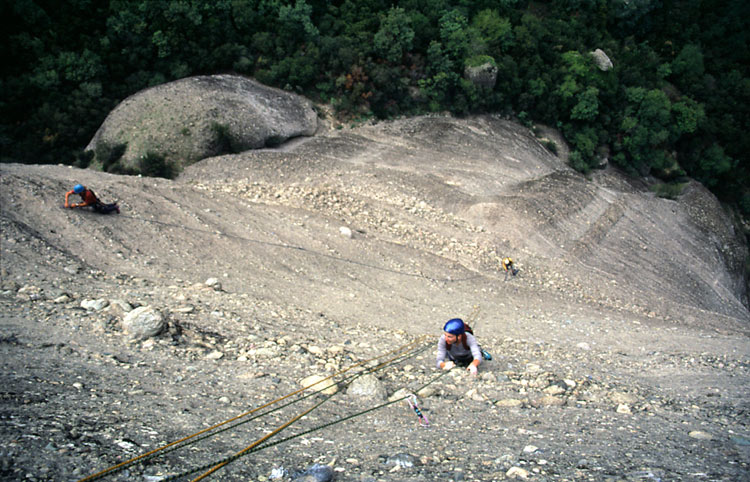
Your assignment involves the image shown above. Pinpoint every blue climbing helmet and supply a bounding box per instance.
[443,318,465,335]
[73,184,85,194]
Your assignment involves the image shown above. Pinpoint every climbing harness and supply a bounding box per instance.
[405,394,429,427]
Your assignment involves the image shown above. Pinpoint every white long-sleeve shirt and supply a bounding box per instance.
[436,332,481,368]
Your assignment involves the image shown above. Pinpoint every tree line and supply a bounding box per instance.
[1,0,748,216]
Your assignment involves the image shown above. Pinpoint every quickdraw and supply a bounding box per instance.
[406,394,429,427]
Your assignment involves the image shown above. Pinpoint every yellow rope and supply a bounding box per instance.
[78,334,431,482]
[190,336,433,481]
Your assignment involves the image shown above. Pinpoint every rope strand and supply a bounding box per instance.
[169,368,448,481]
[187,342,435,481]
[78,336,432,481]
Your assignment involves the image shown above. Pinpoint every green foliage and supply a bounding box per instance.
[465,55,496,69]
[609,0,661,34]
[438,9,471,65]
[33,49,105,88]
[570,126,600,169]
[95,142,128,172]
[695,144,734,189]
[257,49,319,90]
[568,151,590,174]
[374,7,414,63]
[670,43,705,93]
[425,40,451,76]
[570,86,600,121]
[1,0,748,218]
[210,122,240,154]
[138,151,176,179]
[419,71,457,112]
[472,9,514,54]
[741,193,750,218]
[650,182,688,200]
[616,87,672,175]
[554,50,602,124]
[278,0,319,48]
[75,150,94,169]
[542,139,558,155]
[517,111,532,128]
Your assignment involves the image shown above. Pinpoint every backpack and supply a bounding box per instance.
[445,320,492,361]
[446,322,474,350]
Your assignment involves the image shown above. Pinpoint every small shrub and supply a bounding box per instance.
[543,139,558,154]
[233,56,253,73]
[569,150,591,174]
[138,151,176,179]
[210,122,240,154]
[517,111,533,128]
[739,192,750,218]
[651,182,687,200]
[75,150,94,168]
[96,142,127,172]
[105,162,138,176]
[465,55,497,69]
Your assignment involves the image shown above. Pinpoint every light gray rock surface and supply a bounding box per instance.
[464,61,498,89]
[346,373,388,401]
[123,305,166,339]
[590,48,614,71]
[0,113,748,481]
[85,75,318,171]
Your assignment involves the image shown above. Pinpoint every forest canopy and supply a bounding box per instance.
[1,0,748,215]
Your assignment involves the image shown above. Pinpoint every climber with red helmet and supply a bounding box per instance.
[65,184,120,214]
[436,318,483,376]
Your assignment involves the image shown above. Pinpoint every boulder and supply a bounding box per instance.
[300,374,339,395]
[346,373,387,401]
[123,306,166,340]
[107,299,134,317]
[464,62,498,90]
[80,298,109,311]
[590,49,613,71]
[85,75,318,172]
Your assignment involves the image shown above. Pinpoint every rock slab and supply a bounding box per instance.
[86,75,318,171]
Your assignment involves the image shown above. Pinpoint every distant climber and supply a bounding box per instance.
[64,184,119,214]
[436,318,489,377]
[501,257,519,279]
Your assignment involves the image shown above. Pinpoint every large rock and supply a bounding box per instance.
[123,306,166,340]
[590,49,613,71]
[346,373,387,401]
[464,61,498,90]
[85,75,318,171]
[300,375,339,395]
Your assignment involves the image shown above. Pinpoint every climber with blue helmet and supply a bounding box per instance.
[65,183,120,214]
[436,318,483,376]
